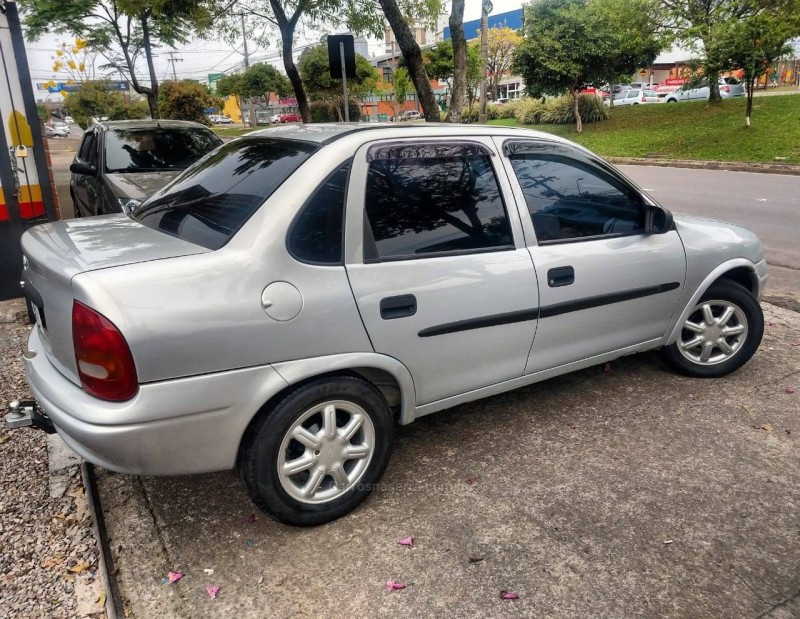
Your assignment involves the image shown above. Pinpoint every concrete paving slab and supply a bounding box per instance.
[96,303,800,618]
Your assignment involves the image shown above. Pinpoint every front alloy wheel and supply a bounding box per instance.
[663,280,763,378]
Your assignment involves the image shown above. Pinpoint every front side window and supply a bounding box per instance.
[79,132,97,163]
[508,152,644,242]
[363,145,513,260]
[104,128,223,173]
[288,160,351,264]
[134,138,318,250]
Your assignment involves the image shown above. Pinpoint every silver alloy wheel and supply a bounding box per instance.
[678,299,748,366]
[277,400,375,505]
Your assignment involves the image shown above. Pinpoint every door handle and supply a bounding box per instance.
[548,266,574,287]
[380,295,417,320]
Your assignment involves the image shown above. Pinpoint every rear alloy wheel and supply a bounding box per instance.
[239,376,394,526]
[662,280,763,378]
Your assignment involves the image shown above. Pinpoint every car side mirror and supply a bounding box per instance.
[70,162,97,177]
[645,205,674,234]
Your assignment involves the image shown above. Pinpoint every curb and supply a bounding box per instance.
[81,463,123,619]
[606,157,800,176]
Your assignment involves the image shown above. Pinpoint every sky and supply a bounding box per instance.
[25,0,526,102]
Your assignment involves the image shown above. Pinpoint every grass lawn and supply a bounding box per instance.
[211,126,259,138]
[488,95,800,164]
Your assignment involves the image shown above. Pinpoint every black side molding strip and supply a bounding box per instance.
[416,282,680,337]
[418,308,540,338]
[539,282,680,319]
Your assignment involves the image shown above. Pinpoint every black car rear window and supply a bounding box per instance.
[104,127,223,173]
[133,138,318,250]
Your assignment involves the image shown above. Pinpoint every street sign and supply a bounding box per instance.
[327,35,356,80]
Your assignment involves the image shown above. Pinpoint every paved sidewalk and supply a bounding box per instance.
[97,303,800,618]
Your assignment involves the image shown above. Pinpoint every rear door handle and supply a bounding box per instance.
[548,266,574,287]
[380,295,417,320]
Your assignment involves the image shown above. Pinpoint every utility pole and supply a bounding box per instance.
[478,0,492,124]
[240,13,257,128]
[166,51,182,81]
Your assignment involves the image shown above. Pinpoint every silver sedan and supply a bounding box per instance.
[11,124,767,525]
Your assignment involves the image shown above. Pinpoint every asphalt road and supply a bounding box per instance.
[620,165,800,270]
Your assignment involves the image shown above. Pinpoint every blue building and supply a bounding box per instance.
[442,8,523,41]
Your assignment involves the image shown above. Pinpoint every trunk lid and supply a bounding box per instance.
[22,214,209,384]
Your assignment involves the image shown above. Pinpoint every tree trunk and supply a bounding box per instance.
[270,0,310,123]
[572,89,583,133]
[445,0,466,122]
[140,11,159,118]
[707,70,721,103]
[745,76,755,127]
[378,0,439,122]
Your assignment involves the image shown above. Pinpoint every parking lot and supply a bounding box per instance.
[4,135,797,618]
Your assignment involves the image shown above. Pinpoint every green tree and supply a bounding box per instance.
[23,0,216,118]
[379,0,443,122]
[465,42,482,111]
[485,26,522,101]
[720,7,800,125]
[589,0,668,108]
[65,80,149,128]
[659,0,791,103]
[422,39,481,114]
[512,0,611,132]
[158,80,222,124]
[392,66,411,118]
[240,63,292,101]
[298,42,379,104]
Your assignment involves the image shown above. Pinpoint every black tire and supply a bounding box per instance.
[662,280,763,378]
[239,376,394,526]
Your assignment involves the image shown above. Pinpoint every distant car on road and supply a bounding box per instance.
[16,123,767,527]
[401,110,421,121]
[280,113,300,123]
[664,77,745,103]
[270,114,282,123]
[214,115,233,124]
[605,89,661,106]
[45,122,70,138]
[63,115,74,124]
[69,119,222,217]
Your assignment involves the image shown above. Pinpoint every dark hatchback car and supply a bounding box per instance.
[69,120,223,217]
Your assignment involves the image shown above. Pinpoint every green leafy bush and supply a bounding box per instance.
[512,95,607,126]
[308,98,361,122]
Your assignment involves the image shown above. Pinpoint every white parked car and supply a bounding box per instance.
[401,110,421,121]
[664,77,745,103]
[215,115,234,124]
[63,115,74,124]
[270,114,282,123]
[605,89,661,106]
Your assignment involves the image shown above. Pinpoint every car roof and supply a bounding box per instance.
[96,119,211,131]
[244,122,576,147]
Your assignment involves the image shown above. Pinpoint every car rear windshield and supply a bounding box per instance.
[133,138,318,250]
[104,127,223,173]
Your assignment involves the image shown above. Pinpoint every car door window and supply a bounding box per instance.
[288,160,351,264]
[363,143,513,261]
[627,90,640,99]
[507,151,644,242]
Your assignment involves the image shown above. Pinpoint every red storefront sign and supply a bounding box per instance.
[664,78,689,86]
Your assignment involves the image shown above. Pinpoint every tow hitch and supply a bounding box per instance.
[5,399,56,434]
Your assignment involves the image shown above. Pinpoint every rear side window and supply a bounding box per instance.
[134,138,318,250]
[363,149,513,261]
[288,160,351,264]
[104,128,222,173]
[78,132,96,163]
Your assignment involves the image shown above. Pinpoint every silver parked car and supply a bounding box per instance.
[70,120,222,217]
[664,77,745,103]
[604,89,661,106]
[10,124,767,526]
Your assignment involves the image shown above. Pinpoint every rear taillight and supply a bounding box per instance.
[72,301,138,401]
[641,96,646,102]
[722,85,730,93]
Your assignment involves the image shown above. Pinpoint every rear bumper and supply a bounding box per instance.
[22,327,288,476]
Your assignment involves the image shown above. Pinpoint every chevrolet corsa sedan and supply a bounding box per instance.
[12,125,766,526]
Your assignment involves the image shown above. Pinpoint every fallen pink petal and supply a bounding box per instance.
[397,536,414,547]
[245,514,256,524]
[786,386,795,394]
[167,571,184,584]
[205,585,220,599]
[768,321,775,327]
[465,477,478,485]
[386,580,406,592]
[500,590,519,600]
